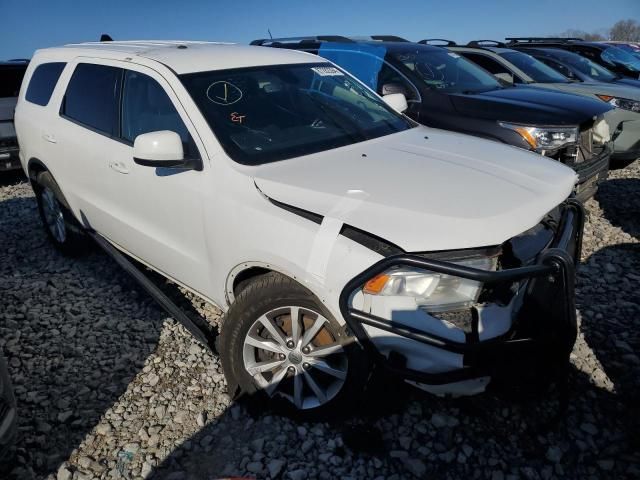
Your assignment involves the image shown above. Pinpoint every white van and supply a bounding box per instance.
[15,41,583,416]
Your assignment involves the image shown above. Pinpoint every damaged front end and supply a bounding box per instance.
[339,199,584,396]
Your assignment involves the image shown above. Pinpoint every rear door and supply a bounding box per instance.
[55,61,125,232]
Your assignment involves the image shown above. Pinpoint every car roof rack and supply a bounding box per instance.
[250,36,354,46]
[505,37,583,44]
[418,39,457,46]
[369,35,409,42]
[466,39,507,48]
[6,58,30,63]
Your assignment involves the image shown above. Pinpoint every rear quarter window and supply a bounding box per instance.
[25,62,66,106]
[61,63,122,136]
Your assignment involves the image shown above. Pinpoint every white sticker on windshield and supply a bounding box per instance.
[312,66,344,76]
[447,52,461,58]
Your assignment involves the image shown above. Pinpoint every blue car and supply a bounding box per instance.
[516,47,640,89]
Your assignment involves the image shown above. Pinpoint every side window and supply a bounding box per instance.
[121,70,197,158]
[25,62,66,106]
[538,58,573,78]
[61,63,121,136]
[461,53,505,75]
[460,52,523,83]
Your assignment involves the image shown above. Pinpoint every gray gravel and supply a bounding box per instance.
[1,164,639,480]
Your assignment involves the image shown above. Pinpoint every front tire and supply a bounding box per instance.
[34,171,89,255]
[219,272,368,419]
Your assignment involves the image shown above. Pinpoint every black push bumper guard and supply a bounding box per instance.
[338,199,585,386]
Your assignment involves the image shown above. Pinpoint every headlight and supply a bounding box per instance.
[596,94,640,113]
[498,122,578,152]
[362,255,498,313]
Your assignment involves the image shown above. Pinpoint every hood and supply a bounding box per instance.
[252,127,577,252]
[615,77,640,89]
[449,86,613,126]
[532,81,640,102]
[0,97,17,123]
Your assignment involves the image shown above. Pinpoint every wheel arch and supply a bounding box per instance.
[26,158,73,211]
[225,261,327,310]
[27,157,49,182]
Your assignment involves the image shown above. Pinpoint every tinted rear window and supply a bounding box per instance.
[61,63,122,135]
[0,65,27,98]
[25,62,65,105]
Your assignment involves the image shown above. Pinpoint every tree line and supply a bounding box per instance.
[560,19,640,41]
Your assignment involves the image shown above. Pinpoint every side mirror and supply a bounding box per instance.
[383,93,408,113]
[133,131,200,170]
[494,72,514,84]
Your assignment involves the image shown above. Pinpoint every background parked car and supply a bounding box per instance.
[516,46,640,89]
[601,41,640,60]
[0,60,28,172]
[439,40,640,168]
[506,38,640,79]
[253,36,613,200]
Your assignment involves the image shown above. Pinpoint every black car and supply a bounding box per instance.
[0,60,28,172]
[252,36,614,200]
[516,47,640,89]
[506,38,640,80]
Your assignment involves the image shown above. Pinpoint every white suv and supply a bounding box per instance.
[15,41,584,416]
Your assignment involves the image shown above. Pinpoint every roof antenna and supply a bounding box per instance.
[100,34,113,42]
[268,28,273,39]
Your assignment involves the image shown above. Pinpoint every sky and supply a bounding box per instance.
[1,0,639,59]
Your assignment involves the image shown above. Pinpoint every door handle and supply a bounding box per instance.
[42,133,57,144]
[109,161,129,174]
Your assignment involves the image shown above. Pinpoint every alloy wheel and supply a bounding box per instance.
[242,306,348,410]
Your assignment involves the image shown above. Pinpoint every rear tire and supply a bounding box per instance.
[34,171,89,256]
[219,272,369,419]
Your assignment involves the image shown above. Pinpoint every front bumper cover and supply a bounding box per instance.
[573,148,610,202]
[339,199,584,387]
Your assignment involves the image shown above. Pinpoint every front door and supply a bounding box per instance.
[103,65,211,296]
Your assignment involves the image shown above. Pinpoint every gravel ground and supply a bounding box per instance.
[1,164,639,480]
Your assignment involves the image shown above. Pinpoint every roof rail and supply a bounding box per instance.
[467,39,506,48]
[250,36,354,46]
[418,39,457,46]
[505,37,583,44]
[370,35,409,42]
[7,58,30,63]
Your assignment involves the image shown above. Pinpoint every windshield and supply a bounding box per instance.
[392,49,502,93]
[549,49,617,81]
[181,63,413,165]
[601,47,640,72]
[500,51,569,83]
[0,65,26,98]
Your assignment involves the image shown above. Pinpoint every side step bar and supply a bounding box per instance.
[88,231,217,353]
